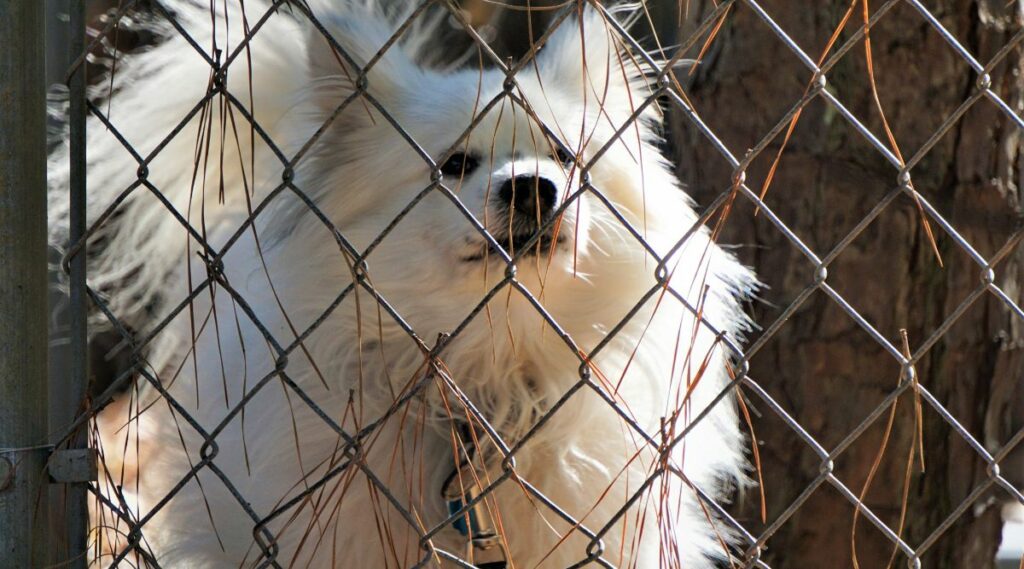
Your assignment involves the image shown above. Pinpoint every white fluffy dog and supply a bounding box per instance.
[49,1,756,566]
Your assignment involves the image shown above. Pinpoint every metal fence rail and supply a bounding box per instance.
[16,0,1024,567]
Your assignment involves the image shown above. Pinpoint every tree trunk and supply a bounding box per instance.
[672,1,1024,568]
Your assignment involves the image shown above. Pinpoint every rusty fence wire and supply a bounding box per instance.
[38,0,1024,567]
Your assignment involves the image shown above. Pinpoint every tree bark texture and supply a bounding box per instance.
[671,1,1024,568]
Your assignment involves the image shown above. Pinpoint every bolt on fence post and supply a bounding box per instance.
[0,2,50,566]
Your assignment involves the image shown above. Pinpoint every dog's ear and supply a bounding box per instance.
[536,8,630,91]
[306,11,424,116]
[536,8,640,99]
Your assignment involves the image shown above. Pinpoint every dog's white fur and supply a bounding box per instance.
[49,1,756,566]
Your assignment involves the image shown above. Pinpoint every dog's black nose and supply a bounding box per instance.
[498,176,557,219]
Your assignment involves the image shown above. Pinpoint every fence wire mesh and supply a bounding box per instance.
[45,0,1024,567]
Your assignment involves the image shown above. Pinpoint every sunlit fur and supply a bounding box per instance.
[49,1,757,566]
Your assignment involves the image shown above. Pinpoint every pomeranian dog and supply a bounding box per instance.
[49,0,756,566]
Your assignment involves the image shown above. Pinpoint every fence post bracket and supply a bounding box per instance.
[49,448,97,484]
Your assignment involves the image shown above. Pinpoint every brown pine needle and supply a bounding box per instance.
[884,330,926,569]
[851,329,926,569]
[851,362,900,568]
[860,0,943,267]
[735,384,767,524]
[756,0,859,214]
[687,3,732,78]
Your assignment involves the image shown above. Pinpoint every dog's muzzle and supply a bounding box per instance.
[464,175,567,261]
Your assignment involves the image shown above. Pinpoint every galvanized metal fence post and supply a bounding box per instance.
[0,3,51,567]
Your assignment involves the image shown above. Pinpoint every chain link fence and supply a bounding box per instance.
[22,0,1024,567]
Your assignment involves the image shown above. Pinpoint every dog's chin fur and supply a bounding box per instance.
[49,1,757,566]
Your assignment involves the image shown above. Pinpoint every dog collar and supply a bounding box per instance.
[441,423,508,569]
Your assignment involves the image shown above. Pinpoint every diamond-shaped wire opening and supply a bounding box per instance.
[822,206,982,332]
[96,372,230,561]
[244,439,429,567]
[729,377,833,559]
[827,2,979,151]
[901,414,1004,557]
[786,481,916,568]
[669,9,824,161]
[743,102,902,242]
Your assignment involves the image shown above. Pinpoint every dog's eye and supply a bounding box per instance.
[554,146,575,166]
[440,152,478,177]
